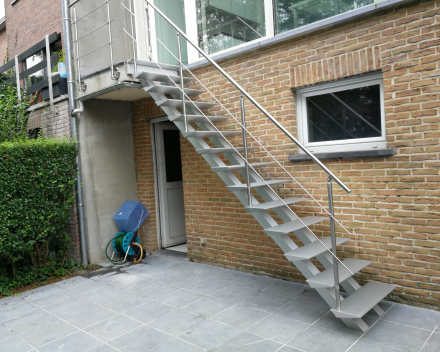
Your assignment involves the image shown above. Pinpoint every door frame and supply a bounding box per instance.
[151,117,186,249]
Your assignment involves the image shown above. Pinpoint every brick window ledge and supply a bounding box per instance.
[288,148,395,162]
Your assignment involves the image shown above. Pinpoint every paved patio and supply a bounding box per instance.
[1,255,439,352]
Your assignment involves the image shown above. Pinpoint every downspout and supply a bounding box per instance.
[62,0,88,265]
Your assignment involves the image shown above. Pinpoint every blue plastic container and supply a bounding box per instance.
[113,201,149,233]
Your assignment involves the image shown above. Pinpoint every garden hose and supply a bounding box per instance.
[105,231,144,263]
[133,243,143,263]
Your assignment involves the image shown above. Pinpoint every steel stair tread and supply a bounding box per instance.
[183,131,241,138]
[285,236,350,261]
[331,281,397,319]
[170,115,230,123]
[127,59,179,72]
[143,84,204,97]
[264,216,327,236]
[244,197,305,211]
[157,99,217,109]
[212,162,275,172]
[134,71,192,84]
[228,179,291,191]
[307,258,372,288]
[196,147,258,154]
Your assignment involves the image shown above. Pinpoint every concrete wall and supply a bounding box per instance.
[79,99,138,263]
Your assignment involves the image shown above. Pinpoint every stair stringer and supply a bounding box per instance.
[144,81,372,331]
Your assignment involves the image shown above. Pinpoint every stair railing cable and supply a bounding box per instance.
[120,4,354,278]
[121,2,354,241]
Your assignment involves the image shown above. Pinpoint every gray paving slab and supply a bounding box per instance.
[148,309,205,336]
[64,305,118,329]
[362,320,432,352]
[45,297,98,319]
[277,346,304,351]
[382,303,440,331]
[1,336,34,352]
[96,273,152,291]
[275,297,329,323]
[158,289,206,308]
[245,314,309,344]
[212,304,268,330]
[85,344,119,352]
[295,289,327,306]
[164,261,203,273]
[212,270,253,284]
[241,292,292,313]
[421,332,440,352]
[151,338,205,352]
[212,285,258,303]
[123,301,175,324]
[53,276,90,290]
[37,331,102,352]
[315,311,378,337]
[187,265,226,279]
[234,274,277,291]
[65,280,109,297]
[349,339,407,352]
[263,281,309,298]
[33,292,80,310]
[133,282,180,300]
[3,309,59,335]
[162,273,204,288]
[179,319,241,350]
[86,314,142,342]
[183,296,234,318]
[136,267,181,281]
[0,324,14,342]
[19,319,78,348]
[108,325,170,352]
[213,332,282,352]
[21,285,64,302]
[0,303,41,324]
[95,291,145,313]
[186,278,230,295]
[288,325,357,351]
[0,296,25,310]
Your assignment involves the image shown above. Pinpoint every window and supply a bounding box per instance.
[296,73,386,153]
[274,0,375,34]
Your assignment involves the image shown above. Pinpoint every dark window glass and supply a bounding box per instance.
[163,130,183,183]
[306,84,382,143]
[275,0,374,34]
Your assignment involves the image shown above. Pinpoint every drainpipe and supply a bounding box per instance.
[62,0,88,265]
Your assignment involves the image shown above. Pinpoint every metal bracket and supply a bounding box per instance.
[111,67,120,80]
[78,81,87,92]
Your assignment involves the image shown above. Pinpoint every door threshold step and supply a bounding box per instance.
[285,236,350,261]
[331,281,396,319]
[307,258,372,288]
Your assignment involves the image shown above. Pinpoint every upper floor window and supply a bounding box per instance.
[296,73,386,153]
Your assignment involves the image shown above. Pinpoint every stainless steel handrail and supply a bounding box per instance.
[144,0,351,194]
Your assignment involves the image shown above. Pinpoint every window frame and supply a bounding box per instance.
[296,73,386,154]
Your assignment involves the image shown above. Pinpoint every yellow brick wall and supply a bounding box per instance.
[133,0,440,307]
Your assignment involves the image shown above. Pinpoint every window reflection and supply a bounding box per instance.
[275,0,374,34]
[197,0,266,55]
[25,51,44,87]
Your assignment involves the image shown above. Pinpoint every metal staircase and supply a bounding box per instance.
[121,0,397,332]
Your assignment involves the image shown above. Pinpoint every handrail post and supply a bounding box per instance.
[45,34,55,113]
[106,0,118,80]
[129,0,137,74]
[241,95,251,207]
[328,177,341,311]
[72,7,86,92]
[14,55,21,101]
[176,33,187,133]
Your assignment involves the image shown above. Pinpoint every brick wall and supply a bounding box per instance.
[132,0,440,308]
[28,98,82,262]
[5,0,62,58]
[0,28,7,64]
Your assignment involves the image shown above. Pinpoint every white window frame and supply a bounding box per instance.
[184,0,274,64]
[296,73,386,154]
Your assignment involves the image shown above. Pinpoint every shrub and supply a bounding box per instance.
[0,84,30,143]
[0,138,78,277]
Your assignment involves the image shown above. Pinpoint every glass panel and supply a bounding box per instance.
[163,129,183,183]
[155,0,188,65]
[25,51,44,87]
[275,0,374,34]
[306,84,381,143]
[197,0,266,55]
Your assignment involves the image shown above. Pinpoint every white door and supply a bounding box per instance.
[155,123,186,247]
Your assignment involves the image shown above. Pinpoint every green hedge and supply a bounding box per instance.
[0,138,78,275]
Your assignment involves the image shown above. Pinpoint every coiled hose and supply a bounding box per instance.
[105,230,143,263]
